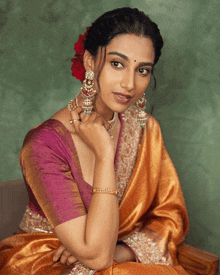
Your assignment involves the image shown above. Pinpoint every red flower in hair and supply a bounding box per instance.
[71,27,90,82]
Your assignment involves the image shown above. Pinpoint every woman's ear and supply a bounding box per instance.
[83,50,95,71]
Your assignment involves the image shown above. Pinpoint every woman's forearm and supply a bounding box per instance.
[84,156,119,267]
[55,156,118,270]
[58,156,119,270]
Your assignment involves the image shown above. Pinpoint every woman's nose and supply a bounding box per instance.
[120,70,135,91]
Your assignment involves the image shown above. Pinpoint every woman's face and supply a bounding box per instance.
[94,34,155,117]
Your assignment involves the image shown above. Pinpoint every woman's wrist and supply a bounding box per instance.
[95,149,115,163]
[93,155,117,190]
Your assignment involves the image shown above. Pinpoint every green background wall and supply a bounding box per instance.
[1,0,219,257]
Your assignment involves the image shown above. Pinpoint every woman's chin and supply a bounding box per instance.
[108,103,134,114]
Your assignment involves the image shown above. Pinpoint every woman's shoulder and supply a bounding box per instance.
[22,106,72,149]
[50,105,74,133]
[146,113,162,131]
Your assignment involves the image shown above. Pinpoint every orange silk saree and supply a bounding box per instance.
[0,107,189,274]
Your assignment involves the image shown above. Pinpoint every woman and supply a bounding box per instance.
[0,7,189,275]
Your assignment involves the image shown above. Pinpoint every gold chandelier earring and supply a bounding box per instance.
[136,92,148,127]
[81,70,97,115]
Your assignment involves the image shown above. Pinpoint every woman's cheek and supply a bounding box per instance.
[139,77,151,91]
[100,66,116,84]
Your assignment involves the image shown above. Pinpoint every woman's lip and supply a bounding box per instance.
[113,93,132,103]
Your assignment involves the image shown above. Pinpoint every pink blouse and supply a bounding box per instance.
[20,118,123,227]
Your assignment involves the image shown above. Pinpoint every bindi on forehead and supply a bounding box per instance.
[107,51,154,67]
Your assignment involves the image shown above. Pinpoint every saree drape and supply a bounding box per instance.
[0,107,189,275]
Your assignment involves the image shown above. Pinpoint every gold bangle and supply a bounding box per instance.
[91,188,118,197]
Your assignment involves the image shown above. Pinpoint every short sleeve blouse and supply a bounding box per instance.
[20,119,92,228]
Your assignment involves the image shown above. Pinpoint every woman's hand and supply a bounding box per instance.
[53,244,77,266]
[114,244,136,264]
[53,243,136,266]
[70,106,115,160]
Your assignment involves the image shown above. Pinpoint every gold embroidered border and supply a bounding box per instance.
[19,205,53,233]
[116,105,144,203]
[69,263,95,275]
[120,227,170,265]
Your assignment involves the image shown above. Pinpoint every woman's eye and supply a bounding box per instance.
[139,68,151,75]
[111,61,123,68]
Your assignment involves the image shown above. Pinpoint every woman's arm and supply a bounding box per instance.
[55,158,118,270]
[53,241,136,266]
[54,108,119,270]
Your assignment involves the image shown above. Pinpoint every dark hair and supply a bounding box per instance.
[84,7,163,89]
[85,7,163,64]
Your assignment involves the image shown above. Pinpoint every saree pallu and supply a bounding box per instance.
[0,107,189,274]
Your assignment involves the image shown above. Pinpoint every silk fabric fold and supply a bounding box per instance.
[0,115,189,274]
[118,118,189,264]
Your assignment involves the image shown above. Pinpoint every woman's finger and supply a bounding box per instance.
[72,105,83,115]
[66,255,77,266]
[82,111,99,122]
[78,110,98,123]
[60,249,72,264]
[53,245,65,261]
[70,106,83,120]
[69,106,83,132]
[93,114,107,127]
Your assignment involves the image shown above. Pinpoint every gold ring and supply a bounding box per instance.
[69,119,80,124]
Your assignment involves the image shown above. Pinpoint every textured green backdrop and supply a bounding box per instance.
[0,0,220,257]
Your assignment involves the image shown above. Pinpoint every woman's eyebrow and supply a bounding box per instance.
[107,51,154,67]
[108,51,129,60]
[139,62,154,67]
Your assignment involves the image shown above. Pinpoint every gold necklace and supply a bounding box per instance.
[107,112,117,139]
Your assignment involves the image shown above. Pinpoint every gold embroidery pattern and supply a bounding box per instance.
[19,205,53,233]
[116,105,144,202]
[120,229,170,265]
[69,263,95,275]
